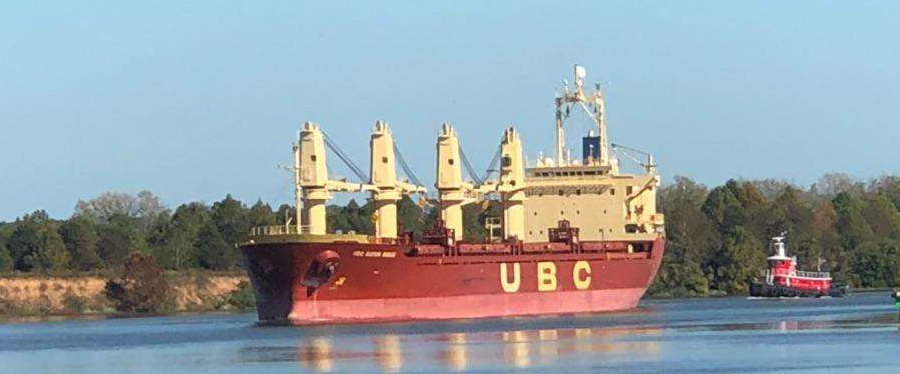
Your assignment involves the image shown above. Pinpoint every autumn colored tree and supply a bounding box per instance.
[104,252,171,313]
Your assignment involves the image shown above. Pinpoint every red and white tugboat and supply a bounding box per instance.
[750,235,846,298]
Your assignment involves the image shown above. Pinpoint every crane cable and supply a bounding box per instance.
[458,146,484,185]
[483,144,502,181]
[321,130,368,182]
[392,141,425,188]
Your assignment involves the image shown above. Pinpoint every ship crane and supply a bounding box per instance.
[293,121,425,238]
[435,123,498,241]
[436,124,526,242]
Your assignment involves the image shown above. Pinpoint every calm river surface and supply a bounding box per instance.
[1,292,898,374]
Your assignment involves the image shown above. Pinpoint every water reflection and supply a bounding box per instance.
[375,335,403,373]
[292,325,662,373]
[297,337,333,372]
[440,333,467,372]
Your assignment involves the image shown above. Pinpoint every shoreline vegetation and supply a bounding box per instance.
[2,172,900,317]
[0,268,253,318]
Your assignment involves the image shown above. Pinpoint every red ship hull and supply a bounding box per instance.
[241,237,664,325]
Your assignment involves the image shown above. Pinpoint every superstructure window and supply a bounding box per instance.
[626,186,633,195]
[448,158,454,165]
[610,188,616,196]
[502,156,512,167]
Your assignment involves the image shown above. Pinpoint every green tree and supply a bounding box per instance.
[275,203,296,227]
[764,187,817,267]
[212,195,251,246]
[59,217,103,271]
[832,192,874,250]
[38,230,70,271]
[7,211,70,271]
[850,240,900,288]
[653,176,715,296]
[154,202,209,270]
[247,200,276,227]
[327,199,374,234]
[97,214,147,267]
[713,227,766,294]
[702,183,747,233]
[871,175,900,212]
[195,220,236,270]
[397,195,425,234]
[0,241,13,272]
[861,194,900,239]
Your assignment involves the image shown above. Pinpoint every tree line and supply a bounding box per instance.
[0,192,285,273]
[651,173,900,297]
[0,191,449,275]
[2,172,899,298]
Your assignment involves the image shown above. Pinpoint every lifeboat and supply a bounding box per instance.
[749,235,846,298]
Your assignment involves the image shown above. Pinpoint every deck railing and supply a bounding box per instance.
[250,225,311,236]
[760,269,831,278]
[795,270,830,278]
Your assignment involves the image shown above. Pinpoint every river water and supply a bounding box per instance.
[1,292,898,374]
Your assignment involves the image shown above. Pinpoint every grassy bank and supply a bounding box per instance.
[0,270,253,317]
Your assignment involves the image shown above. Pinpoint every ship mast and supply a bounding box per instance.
[555,64,610,167]
[292,130,303,234]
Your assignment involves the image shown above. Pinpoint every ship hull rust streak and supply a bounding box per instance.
[243,237,664,325]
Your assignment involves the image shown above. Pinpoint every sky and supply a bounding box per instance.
[1,0,899,220]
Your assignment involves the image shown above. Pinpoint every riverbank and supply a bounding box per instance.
[0,271,251,316]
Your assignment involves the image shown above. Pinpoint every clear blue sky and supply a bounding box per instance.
[2,1,899,221]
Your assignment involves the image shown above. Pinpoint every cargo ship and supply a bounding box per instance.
[241,66,666,325]
[750,235,846,298]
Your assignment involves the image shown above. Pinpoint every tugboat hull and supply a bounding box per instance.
[749,281,846,298]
